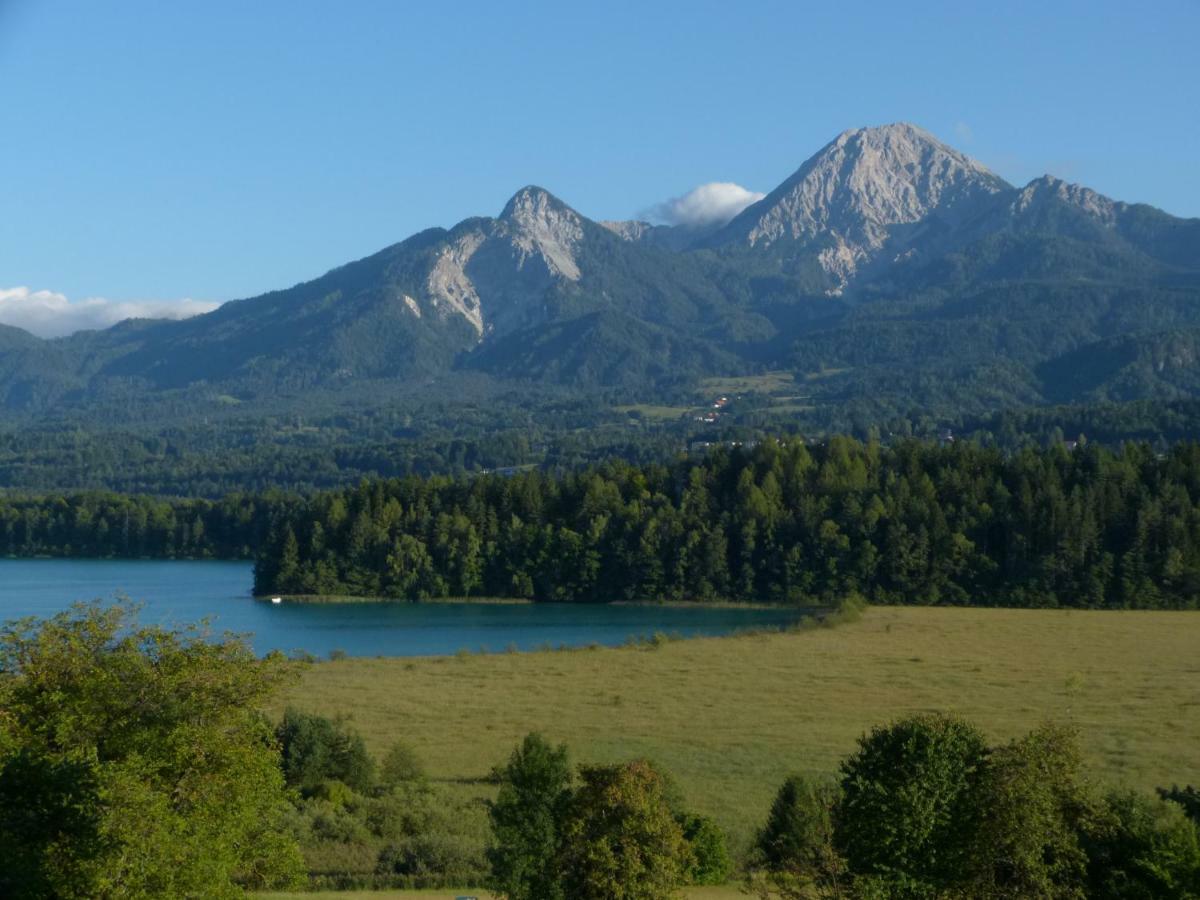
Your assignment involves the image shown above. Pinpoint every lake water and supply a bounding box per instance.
[0,559,806,657]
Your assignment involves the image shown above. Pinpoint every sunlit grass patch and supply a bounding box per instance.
[274,606,1200,859]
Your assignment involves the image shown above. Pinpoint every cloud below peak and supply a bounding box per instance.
[645,181,765,228]
[0,287,220,339]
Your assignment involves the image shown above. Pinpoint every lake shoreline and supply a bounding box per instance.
[0,558,811,658]
[258,593,811,611]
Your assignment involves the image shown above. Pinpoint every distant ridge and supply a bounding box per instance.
[1,123,1199,420]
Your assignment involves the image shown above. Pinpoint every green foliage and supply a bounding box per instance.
[379,740,425,786]
[1160,785,1200,826]
[678,812,734,885]
[282,750,488,890]
[835,713,988,897]
[965,724,1095,898]
[486,736,728,897]
[254,437,1200,609]
[0,602,304,898]
[0,750,103,898]
[0,489,278,559]
[751,715,1200,899]
[754,775,843,880]
[1084,790,1200,899]
[557,759,693,900]
[486,733,573,900]
[276,708,376,794]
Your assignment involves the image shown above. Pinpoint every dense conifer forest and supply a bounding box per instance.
[6,435,1200,610]
[252,437,1200,608]
[0,491,283,559]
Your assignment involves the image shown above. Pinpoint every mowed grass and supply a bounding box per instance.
[273,607,1200,858]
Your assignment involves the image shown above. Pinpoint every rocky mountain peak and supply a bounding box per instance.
[1013,175,1120,226]
[719,122,1011,289]
[499,185,571,221]
[496,185,585,281]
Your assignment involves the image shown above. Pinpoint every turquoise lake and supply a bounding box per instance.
[0,559,806,657]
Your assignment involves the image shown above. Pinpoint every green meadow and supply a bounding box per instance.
[274,605,1200,864]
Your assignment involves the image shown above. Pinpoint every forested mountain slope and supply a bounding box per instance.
[2,123,1199,424]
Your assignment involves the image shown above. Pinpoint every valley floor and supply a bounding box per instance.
[274,605,1200,858]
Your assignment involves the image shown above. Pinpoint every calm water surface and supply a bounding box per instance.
[0,559,805,657]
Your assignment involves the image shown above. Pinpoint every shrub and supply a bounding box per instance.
[557,760,692,900]
[376,830,481,880]
[380,740,426,786]
[679,812,733,885]
[965,723,1094,898]
[0,602,303,896]
[1160,785,1200,826]
[486,733,572,900]
[1084,790,1200,899]
[835,713,987,897]
[749,775,846,899]
[276,708,376,793]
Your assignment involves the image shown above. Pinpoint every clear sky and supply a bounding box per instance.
[1,0,1197,332]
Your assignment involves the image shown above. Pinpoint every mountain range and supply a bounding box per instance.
[3,123,1199,421]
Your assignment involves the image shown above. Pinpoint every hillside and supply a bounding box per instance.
[3,123,1200,426]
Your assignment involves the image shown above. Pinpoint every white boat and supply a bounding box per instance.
[270,596,283,605]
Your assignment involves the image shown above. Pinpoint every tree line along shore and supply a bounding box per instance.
[3,436,1200,610]
[257,437,1200,607]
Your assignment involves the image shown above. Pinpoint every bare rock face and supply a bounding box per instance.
[1011,175,1121,226]
[496,186,585,281]
[426,230,486,335]
[417,187,588,340]
[600,219,653,242]
[719,123,1010,290]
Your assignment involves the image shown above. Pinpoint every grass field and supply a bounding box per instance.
[611,403,693,421]
[699,371,797,394]
[274,606,1200,860]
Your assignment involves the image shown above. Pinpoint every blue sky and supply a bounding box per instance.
[1,0,1197,332]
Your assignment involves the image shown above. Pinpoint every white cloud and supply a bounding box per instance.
[0,287,220,339]
[646,181,766,228]
[952,121,974,144]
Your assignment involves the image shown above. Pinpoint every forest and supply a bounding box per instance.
[7,385,1200,498]
[0,490,282,559]
[253,437,1200,609]
[6,434,1200,611]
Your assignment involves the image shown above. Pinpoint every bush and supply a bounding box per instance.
[835,713,988,897]
[376,831,481,880]
[0,602,304,896]
[380,740,425,785]
[276,708,376,793]
[756,774,840,872]
[1160,785,1200,826]
[749,775,846,899]
[308,799,373,844]
[486,733,572,900]
[1084,790,1200,899]
[965,724,1094,898]
[679,812,733,885]
[557,760,692,900]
